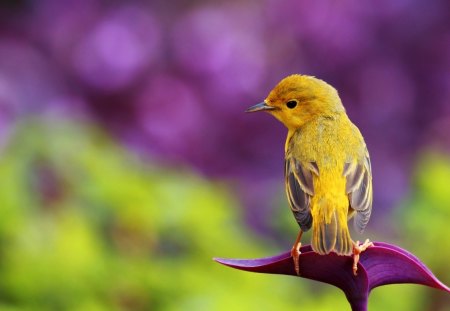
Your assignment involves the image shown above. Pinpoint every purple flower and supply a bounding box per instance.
[214,242,450,311]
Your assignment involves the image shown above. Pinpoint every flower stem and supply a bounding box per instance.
[348,295,368,311]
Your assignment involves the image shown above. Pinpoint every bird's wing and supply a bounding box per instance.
[343,148,373,233]
[285,158,318,231]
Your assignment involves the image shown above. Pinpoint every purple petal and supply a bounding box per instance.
[214,242,450,311]
[360,242,450,292]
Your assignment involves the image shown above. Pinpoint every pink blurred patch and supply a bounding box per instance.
[134,73,205,161]
[73,5,161,91]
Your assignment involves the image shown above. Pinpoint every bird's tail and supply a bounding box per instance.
[311,201,352,256]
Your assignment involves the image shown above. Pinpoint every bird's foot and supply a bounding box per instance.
[291,242,302,276]
[352,239,374,276]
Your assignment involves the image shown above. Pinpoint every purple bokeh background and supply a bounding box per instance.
[1,0,450,231]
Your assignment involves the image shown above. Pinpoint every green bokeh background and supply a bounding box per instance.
[0,119,448,310]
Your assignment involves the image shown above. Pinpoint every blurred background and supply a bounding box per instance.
[0,0,449,310]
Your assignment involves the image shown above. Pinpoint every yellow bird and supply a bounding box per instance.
[246,74,373,276]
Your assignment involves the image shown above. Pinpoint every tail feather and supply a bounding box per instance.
[312,209,352,256]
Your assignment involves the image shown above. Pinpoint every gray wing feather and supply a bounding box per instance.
[285,158,317,231]
[344,149,373,233]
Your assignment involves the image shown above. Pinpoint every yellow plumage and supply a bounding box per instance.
[247,74,373,274]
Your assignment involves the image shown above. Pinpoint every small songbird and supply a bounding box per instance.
[246,74,373,276]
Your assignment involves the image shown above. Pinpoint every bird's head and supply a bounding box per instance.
[246,74,345,130]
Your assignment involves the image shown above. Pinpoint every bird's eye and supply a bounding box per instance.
[286,100,297,109]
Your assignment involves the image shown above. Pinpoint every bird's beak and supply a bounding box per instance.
[245,102,276,113]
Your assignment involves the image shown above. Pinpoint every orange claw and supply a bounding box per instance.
[291,230,303,276]
[291,243,302,276]
[352,239,374,276]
